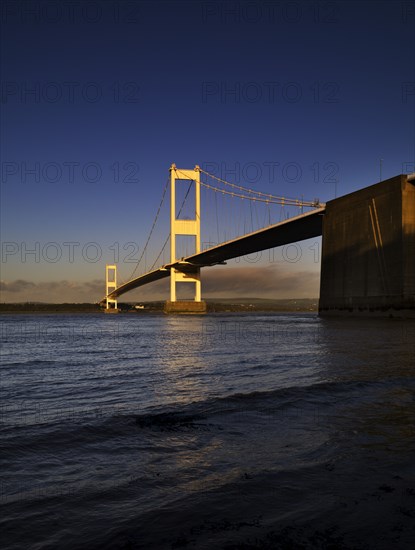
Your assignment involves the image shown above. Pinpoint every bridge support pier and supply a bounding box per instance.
[164,300,207,314]
[319,174,415,317]
[165,164,206,314]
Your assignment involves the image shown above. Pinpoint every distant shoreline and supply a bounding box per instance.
[0,299,318,314]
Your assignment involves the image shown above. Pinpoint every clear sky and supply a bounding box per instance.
[1,0,414,302]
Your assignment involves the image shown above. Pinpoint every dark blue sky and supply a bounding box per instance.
[1,0,414,301]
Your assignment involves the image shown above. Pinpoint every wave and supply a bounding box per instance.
[2,376,413,455]
[0,359,58,368]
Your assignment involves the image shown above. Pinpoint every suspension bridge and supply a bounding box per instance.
[100,166,415,316]
[101,163,325,313]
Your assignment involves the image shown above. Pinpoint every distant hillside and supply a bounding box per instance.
[0,303,101,313]
[1,299,318,313]
[205,298,318,312]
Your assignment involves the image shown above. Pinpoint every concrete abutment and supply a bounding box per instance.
[319,174,415,317]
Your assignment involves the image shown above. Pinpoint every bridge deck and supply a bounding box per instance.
[104,207,325,301]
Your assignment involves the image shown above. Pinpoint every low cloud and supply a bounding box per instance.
[203,265,319,298]
[0,279,104,302]
[0,280,36,293]
[1,265,319,303]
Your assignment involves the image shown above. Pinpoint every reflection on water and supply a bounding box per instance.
[1,313,414,549]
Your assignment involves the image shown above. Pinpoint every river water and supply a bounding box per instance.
[1,313,414,549]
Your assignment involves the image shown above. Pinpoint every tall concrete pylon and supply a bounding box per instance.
[105,264,119,312]
[165,164,207,313]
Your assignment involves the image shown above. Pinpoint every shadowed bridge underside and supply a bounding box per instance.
[103,207,325,302]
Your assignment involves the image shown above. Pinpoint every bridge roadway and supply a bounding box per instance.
[103,206,326,302]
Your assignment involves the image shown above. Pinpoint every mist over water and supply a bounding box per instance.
[1,313,414,549]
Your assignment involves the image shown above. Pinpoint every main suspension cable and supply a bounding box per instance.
[148,177,194,271]
[198,179,321,207]
[128,177,169,281]
[199,167,322,205]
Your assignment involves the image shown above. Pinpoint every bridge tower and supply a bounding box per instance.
[164,164,207,313]
[105,264,119,313]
